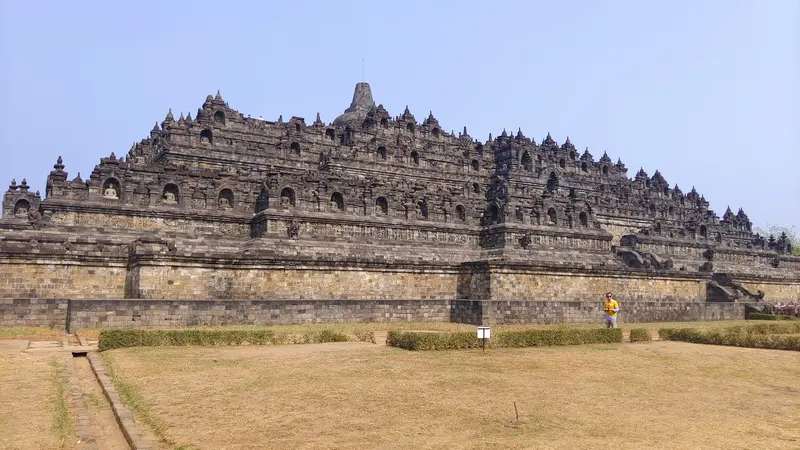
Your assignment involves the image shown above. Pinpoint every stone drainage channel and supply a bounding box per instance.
[28,335,158,450]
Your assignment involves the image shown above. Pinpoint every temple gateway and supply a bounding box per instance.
[1,83,798,330]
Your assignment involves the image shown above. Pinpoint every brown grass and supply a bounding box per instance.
[0,326,65,340]
[79,319,763,343]
[0,352,77,450]
[103,339,800,449]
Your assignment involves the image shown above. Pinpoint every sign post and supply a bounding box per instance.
[477,326,491,352]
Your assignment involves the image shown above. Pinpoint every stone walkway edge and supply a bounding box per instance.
[86,352,154,450]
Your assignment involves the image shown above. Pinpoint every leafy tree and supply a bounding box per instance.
[753,224,799,256]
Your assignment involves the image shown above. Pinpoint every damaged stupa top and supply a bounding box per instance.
[333,82,375,127]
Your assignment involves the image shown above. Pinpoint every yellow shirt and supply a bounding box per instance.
[604,299,619,317]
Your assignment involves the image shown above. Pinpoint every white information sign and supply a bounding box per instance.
[477,326,491,339]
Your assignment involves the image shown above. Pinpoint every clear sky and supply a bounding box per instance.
[1,0,798,229]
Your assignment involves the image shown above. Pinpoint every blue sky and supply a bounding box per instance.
[1,0,798,229]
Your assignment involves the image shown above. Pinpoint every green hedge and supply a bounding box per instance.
[658,324,800,351]
[386,331,481,351]
[387,327,622,351]
[748,313,798,321]
[629,328,652,343]
[98,328,349,351]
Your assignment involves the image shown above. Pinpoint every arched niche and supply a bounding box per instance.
[102,177,121,200]
[290,142,301,155]
[547,208,557,225]
[330,192,344,211]
[214,111,225,126]
[162,183,180,204]
[411,151,420,166]
[417,200,429,219]
[200,129,213,144]
[380,118,388,129]
[375,196,388,215]
[456,205,466,222]
[579,211,589,227]
[521,151,532,171]
[471,159,480,171]
[280,187,296,207]
[488,204,500,225]
[218,188,234,209]
[14,199,30,216]
[377,146,387,160]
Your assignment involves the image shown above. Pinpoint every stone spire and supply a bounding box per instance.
[333,82,376,127]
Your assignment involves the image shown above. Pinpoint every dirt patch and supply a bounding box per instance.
[104,340,800,449]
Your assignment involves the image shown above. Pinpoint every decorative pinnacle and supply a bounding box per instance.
[463,126,468,136]
[186,112,192,121]
[278,114,283,123]
[9,179,17,191]
[502,128,508,137]
[315,112,322,124]
[165,109,174,121]
[153,122,160,132]
[178,112,184,122]
[215,90,223,101]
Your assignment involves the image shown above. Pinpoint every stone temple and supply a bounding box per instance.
[1,83,798,330]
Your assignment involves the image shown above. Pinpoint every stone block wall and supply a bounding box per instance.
[67,299,451,331]
[0,298,67,328]
[739,280,800,302]
[0,297,750,331]
[488,300,745,324]
[489,270,707,302]
[134,265,459,301]
[0,263,127,299]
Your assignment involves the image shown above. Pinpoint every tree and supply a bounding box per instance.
[753,223,800,256]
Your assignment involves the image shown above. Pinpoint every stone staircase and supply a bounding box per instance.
[373,331,388,346]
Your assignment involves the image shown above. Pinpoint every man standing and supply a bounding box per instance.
[603,292,619,328]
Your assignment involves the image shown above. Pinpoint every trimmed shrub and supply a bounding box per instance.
[98,328,349,351]
[386,331,480,351]
[629,328,652,343]
[749,313,798,321]
[387,327,622,351]
[492,327,622,348]
[658,326,800,351]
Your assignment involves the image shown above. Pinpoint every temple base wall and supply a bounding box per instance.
[134,265,460,301]
[489,271,707,302]
[0,263,127,299]
[0,298,749,331]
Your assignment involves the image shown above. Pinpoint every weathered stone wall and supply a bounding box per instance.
[134,266,459,301]
[739,280,800,302]
[0,298,67,328]
[67,299,451,331]
[48,210,250,236]
[0,264,127,299]
[488,300,745,324]
[489,270,707,302]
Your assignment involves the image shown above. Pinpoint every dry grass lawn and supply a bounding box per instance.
[103,340,800,450]
[0,326,65,340]
[0,351,76,450]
